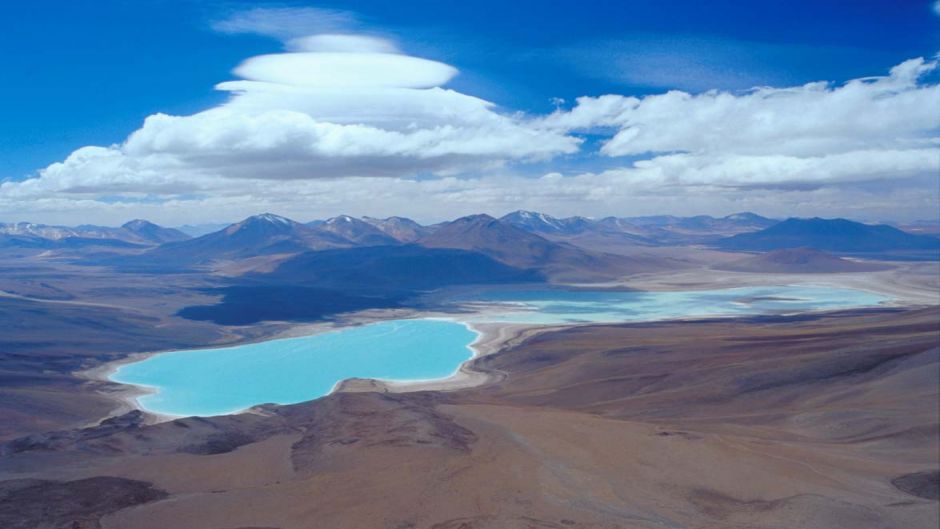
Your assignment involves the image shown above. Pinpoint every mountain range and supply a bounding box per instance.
[418,214,666,281]
[143,214,350,265]
[0,219,189,250]
[6,212,937,325]
[6,213,938,268]
[361,216,433,242]
[110,212,674,282]
[310,215,400,246]
[498,210,778,246]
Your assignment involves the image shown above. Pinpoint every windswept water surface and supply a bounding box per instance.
[110,285,890,417]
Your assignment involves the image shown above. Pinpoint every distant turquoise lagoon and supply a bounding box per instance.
[111,285,889,417]
[459,285,891,325]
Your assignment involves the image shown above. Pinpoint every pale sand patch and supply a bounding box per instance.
[78,354,184,426]
[101,433,301,493]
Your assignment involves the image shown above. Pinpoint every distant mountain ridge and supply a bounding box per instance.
[362,216,434,242]
[175,223,231,237]
[499,210,777,245]
[309,215,400,246]
[121,220,190,244]
[135,213,434,267]
[142,213,351,265]
[10,213,935,269]
[0,210,777,252]
[420,214,564,268]
[0,219,189,249]
[498,211,593,235]
[716,217,940,254]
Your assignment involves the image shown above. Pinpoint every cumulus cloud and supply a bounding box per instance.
[609,149,938,189]
[1,11,937,226]
[540,56,940,188]
[6,30,579,196]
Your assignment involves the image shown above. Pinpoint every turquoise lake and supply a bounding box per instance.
[111,319,479,417]
[110,285,890,417]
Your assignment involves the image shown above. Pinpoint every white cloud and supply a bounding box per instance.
[5,31,579,194]
[611,149,938,188]
[231,48,456,89]
[287,34,399,54]
[2,11,937,227]
[539,56,940,188]
[5,168,935,227]
[544,57,939,158]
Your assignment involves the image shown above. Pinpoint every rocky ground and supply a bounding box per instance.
[1,307,937,528]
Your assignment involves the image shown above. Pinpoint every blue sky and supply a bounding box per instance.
[3,0,937,179]
[1,0,938,224]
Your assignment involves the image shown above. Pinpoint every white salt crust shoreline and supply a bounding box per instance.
[81,269,937,425]
[79,307,553,425]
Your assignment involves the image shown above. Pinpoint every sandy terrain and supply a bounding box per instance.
[1,306,936,528]
[1,248,937,528]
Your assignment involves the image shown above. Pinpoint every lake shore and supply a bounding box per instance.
[16,304,939,529]
[79,306,548,424]
[333,321,559,394]
[79,266,935,424]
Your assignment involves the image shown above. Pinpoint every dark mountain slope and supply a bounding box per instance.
[178,245,541,325]
[418,214,566,269]
[717,217,940,254]
[263,244,541,291]
[419,214,676,280]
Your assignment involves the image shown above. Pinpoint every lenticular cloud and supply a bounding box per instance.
[18,33,579,193]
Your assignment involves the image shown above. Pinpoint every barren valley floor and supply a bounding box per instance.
[0,254,937,528]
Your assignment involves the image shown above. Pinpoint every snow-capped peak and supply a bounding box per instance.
[253,213,292,225]
[326,215,356,224]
